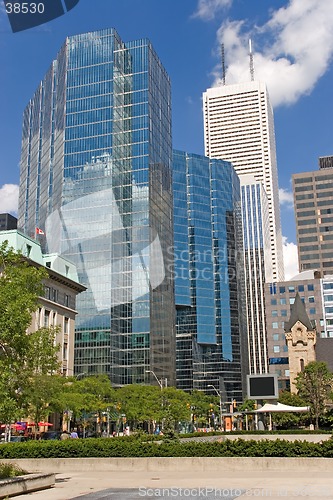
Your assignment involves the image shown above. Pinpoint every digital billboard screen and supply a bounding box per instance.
[247,374,278,399]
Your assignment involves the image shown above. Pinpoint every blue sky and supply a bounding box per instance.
[1,0,333,278]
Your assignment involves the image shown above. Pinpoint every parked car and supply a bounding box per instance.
[40,431,61,440]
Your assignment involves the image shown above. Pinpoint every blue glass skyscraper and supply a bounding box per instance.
[18,28,175,386]
[173,151,247,402]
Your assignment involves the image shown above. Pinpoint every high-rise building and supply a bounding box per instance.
[0,213,17,230]
[18,28,175,386]
[264,271,323,391]
[293,166,333,276]
[203,80,284,282]
[319,156,333,170]
[240,175,272,374]
[173,150,247,402]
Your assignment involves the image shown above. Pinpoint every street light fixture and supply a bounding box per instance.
[145,370,163,390]
[208,384,223,430]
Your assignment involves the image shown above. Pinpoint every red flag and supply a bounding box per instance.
[36,227,45,235]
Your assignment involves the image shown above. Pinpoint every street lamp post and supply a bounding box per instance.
[208,384,223,430]
[145,370,163,390]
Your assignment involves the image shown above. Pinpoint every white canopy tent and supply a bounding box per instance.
[252,402,310,431]
[254,402,310,413]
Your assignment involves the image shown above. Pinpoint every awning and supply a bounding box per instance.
[253,402,310,413]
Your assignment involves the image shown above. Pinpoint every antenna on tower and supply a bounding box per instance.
[249,38,255,81]
[221,43,226,85]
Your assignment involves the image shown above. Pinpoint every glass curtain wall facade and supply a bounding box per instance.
[173,150,246,402]
[18,28,175,386]
[240,175,272,374]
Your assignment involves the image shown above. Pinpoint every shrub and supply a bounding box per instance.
[0,436,332,459]
[0,462,27,479]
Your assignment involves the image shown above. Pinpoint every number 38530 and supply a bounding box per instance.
[5,3,45,14]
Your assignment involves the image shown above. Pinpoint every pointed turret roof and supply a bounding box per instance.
[284,292,314,332]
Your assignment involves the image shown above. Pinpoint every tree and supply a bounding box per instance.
[273,391,309,429]
[59,375,116,434]
[189,390,217,427]
[0,241,47,364]
[0,242,61,435]
[296,361,333,429]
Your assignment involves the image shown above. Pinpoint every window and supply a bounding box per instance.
[271,299,277,305]
[290,298,295,304]
[272,310,278,317]
[273,345,280,353]
[280,298,286,305]
[63,343,68,361]
[309,308,316,315]
[288,286,295,293]
[308,284,314,291]
[284,370,290,377]
[298,285,304,292]
[272,322,279,329]
[273,334,279,341]
[65,294,70,307]
[64,317,69,334]
[281,310,287,317]
[279,286,285,294]
[308,296,315,303]
[44,310,50,328]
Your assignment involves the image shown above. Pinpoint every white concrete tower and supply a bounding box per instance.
[203,80,284,282]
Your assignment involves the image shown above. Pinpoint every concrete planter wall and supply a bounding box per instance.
[1,457,333,474]
[0,472,55,499]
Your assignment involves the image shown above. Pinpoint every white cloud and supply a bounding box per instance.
[0,184,19,214]
[283,236,299,280]
[210,0,333,107]
[193,0,232,21]
[279,187,294,208]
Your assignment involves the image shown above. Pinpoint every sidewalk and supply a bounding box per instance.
[15,467,333,499]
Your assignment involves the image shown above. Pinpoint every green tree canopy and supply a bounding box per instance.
[296,361,333,429]
[0,242,60,431]
[0,241,47,363]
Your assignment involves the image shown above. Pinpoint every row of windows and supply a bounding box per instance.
[39,308,70,333]
[271,295,315,306]
[45,286,71,308]
[271,305,316,315]
[273,345,288,353]
[295,182,333,191]
[270,284,314,294]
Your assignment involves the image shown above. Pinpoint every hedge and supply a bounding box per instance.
[0,436,333,459]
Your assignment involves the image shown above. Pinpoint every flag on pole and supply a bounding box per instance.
[35,228,45,235]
